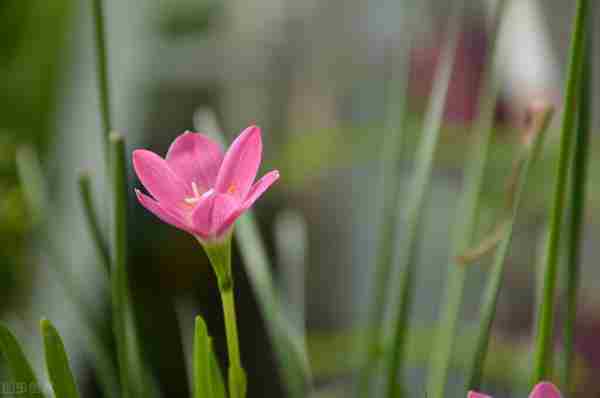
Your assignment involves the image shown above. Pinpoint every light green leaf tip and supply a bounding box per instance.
[40,319,81,398]
[194,315,226,398]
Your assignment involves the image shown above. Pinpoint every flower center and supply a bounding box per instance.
[184,182,203,205]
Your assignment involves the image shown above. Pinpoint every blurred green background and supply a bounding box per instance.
[0,0,599,397]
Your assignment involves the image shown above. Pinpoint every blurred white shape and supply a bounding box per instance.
[496,0,560,109]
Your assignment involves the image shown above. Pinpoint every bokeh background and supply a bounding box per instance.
[0,0,599,397]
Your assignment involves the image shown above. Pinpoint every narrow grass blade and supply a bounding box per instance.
[0,323,47,398]
[426,2,509,397]
[561,11,592,392]
[78,173,111,274]
[532,0,589,383]
[466,105,554,390]
[383,2,464,396]
[355,3,416,395]
[40,319,81,398]
[194,110,311,398]
[193,315,225,398]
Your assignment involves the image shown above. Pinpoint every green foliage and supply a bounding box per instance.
[41,319,81,398]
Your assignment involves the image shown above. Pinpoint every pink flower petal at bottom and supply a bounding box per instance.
[468,392,492,398]
[529,382,561,398]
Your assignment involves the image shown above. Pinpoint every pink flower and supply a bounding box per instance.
[133,125,279,243]
[468,382,561,398]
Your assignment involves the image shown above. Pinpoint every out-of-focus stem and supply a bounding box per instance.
[384,2,464,396]
[91,0,112,155]
[465,105,553,391]
[78,173,111,274]
[426,2,509,398]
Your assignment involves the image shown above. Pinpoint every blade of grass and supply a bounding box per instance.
[193,110,312,398]
[561,11,592,392]
[78,173,111,274]
[466,105,554,391]
[532,0,589,383]
[0,323,47,398]
[426,1,509,397]
[355,3,417,395]
[383,2,464,396]
[40,319,81,398]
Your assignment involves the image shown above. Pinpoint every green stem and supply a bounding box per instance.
[562,17,592,392]
[91,0,112,153]
[532,0,588,383]
[204,239,247,398]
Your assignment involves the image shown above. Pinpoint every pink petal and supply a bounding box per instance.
[529,382,561,398]
[166,131,224,190]
[133,149,188,206]
[214,125,262,200]
[242,170,279,210]
[135,189,191,233]
[191,192,239,240]
[467,392,492,398]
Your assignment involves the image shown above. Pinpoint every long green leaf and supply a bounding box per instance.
[532,0,589,383]
[562,21,592,392]
[193,111,311,398]
[40,319,80,398]
[466,106,554,390]
[426,2,509,397]
[383,2,464,396]
[0,323,46,398]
